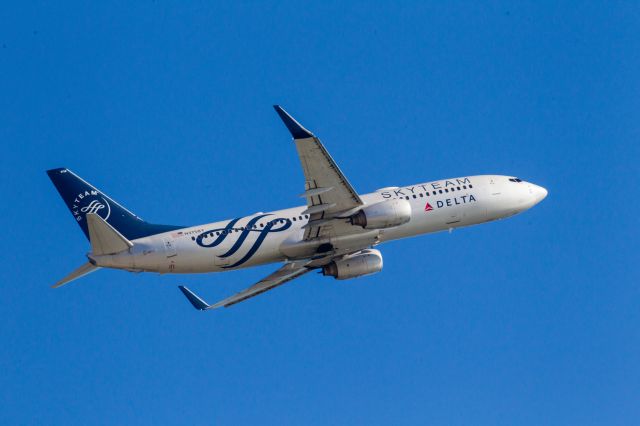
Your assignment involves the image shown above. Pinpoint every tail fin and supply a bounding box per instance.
[47,168,183,240]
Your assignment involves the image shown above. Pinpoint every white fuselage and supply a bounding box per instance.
[91,175,547,274]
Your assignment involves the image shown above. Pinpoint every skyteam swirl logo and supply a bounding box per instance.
[196,214,291,268]
[71,190,111,222]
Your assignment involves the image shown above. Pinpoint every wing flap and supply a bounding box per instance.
[299,187,333,198]
[301,203,336,215]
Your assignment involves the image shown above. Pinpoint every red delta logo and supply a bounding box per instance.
[424,202,433,212]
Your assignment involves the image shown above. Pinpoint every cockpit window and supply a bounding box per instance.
[509,178,523,183]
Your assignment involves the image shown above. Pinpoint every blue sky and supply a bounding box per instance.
[1,2,639,425]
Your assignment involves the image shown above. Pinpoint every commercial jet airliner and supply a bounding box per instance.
[48,106,547,310]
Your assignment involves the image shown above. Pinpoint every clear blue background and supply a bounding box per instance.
[1,2,638,425]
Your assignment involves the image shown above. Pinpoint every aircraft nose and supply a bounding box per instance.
[531,184,548,203]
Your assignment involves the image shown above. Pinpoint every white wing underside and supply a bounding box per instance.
[179,261,312,309]
[212,261,312,308]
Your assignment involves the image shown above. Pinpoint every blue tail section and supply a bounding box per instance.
[47,168,183,240]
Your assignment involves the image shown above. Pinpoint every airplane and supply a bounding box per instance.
[47,105,547,311]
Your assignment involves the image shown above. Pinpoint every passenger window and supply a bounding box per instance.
[426,192,430,196]
[405,196,410,200]
[469,184,473,188]
[412,194,417,198]
[292,217,296,221]
[462,185,467,189]
[439,190,443,194]
[457,186,461,190]
[445,188,449,193]
[191,236,195,241]
[419,193,423,197]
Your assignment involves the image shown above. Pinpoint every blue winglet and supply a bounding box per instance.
[178,286,210,310]
[273,105,314,139]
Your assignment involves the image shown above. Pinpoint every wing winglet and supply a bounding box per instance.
[178,286,211,310]
[273,105,314,139]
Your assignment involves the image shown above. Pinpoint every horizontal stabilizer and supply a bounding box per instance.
[53,262,101,288]
[87,213,133,255]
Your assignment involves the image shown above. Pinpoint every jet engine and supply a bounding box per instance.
[350,199,411,229]
[322,249,383,280]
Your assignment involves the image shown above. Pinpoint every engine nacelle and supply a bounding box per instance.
[322,249,383,280]
[350,199,411,229]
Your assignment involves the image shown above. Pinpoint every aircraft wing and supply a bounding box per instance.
[274,106,364,240]
[178,261,312,310]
